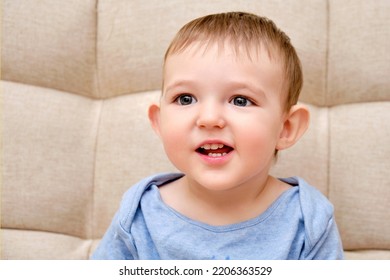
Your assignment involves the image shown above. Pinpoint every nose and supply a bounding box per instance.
[196,101,226,129]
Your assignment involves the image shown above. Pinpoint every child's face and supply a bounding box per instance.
[151,43,289,191]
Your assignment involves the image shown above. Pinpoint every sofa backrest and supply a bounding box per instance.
[2,0,389,259]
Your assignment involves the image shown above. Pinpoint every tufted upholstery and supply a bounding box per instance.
[1,0,389,259]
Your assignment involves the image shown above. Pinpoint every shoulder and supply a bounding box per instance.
[91,173,183,259]
[117,173,184,229]
[281,177,335,246]
[281,177,333,216]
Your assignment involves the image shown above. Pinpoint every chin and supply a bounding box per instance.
[187,175,241,192]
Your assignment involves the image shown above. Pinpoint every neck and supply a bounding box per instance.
[159,171,291,226]
[184,174,271,208]
[179,174,283,226]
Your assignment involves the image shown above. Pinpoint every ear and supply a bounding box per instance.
[148,104,162,137]
[276,104,310,151]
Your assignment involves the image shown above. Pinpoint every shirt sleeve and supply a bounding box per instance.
[295,177,344,260]
[90,173,182,260]
[90,211,136,260]
[303,215,344,260]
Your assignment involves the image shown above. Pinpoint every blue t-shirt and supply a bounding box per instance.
[91,173,344,260]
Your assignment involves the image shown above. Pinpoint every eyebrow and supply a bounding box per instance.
[163,79,198,95]
[226,81,266,96]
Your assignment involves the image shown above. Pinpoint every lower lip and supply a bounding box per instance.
[197,151,234,165]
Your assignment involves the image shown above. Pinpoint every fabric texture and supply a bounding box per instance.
[92,173,344,260]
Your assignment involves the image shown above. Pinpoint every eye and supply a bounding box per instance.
[175,94,197,106]
[230,96,253,107]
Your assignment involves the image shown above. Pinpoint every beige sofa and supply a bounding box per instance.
[1,0,389,260]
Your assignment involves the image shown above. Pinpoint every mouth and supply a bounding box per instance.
[196,143,234,158]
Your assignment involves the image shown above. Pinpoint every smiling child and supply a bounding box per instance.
[92,12,344,260]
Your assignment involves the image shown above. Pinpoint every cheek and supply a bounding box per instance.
[235,119,281,158]
[160,125,182,152]
[158,112,192,160]
[239,129,275,151]
[160,129,185,170]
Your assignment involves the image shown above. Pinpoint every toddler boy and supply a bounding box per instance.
[92,12,343,260]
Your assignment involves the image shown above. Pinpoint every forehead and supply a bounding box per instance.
[163,41,286,99]
[163,41,285,81]
[165,38,283,65]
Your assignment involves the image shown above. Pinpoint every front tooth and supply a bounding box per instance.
[202,143,225,150]
[210,144,220,150]
[202,144,211,150]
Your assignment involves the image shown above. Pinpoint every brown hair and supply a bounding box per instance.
[164,12,303,111]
